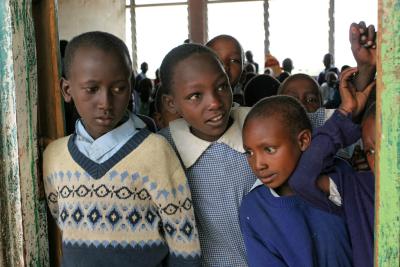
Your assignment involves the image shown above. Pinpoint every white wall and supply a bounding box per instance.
[58,0,126,42]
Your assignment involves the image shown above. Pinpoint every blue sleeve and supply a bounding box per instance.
[239,212,288,267]
[289,110,361,214]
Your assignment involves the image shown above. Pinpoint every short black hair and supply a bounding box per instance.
[244,74,280,107]
[160,43,223,95]
[244,95,312,139]
[64,31,132,79]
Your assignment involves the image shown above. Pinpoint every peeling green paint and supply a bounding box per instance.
[376,0,400,266]
[0,0,49,266]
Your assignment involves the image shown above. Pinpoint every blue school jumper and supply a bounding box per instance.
[43,126,201,266]
[240,185,353,267]
[159,107,257,267]
[290,110,374,267]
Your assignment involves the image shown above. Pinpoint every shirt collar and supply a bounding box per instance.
[75,112,146,160]
[169,107,250,168]
[250,179,280,197]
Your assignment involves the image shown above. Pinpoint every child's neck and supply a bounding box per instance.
[274,182,294,197]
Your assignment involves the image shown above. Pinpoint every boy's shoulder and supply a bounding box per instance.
[43,135,71,156]
[240,185,267,214]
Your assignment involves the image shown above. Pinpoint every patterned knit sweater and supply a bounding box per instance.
[43,129,201,267]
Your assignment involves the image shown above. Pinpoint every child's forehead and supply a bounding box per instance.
[72,46,131,69]
[176,53,223,72]
[285,78,318,93]
[210,37,241,52]
[246,113,284,130]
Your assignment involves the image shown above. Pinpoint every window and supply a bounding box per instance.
[334,0,377,69]
[269,0,329,76]
[208,1,265,74]
[126,1,188,78]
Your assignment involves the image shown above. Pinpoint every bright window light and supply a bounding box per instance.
[208,1,265,75]
[269,0,329,76]
[335,0,377,69]
[126,5,188,78]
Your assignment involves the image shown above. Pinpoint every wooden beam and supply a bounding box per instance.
[375,0,400,266]
[328,0,334,59]
[188,0,207,44]
[32,0,64,266]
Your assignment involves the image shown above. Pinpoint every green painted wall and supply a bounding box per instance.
[0,1,49,266]
[376,0,400,266]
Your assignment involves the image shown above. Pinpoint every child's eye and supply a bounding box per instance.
[264,147,276,154]
[217,84,229,92]
[365,148,375,156]
[306,96,318,104]
[112,86,126,93]
[188,93,201,101]
[244,150,253,157]
[85,87,98,93]
[230,58,242,65]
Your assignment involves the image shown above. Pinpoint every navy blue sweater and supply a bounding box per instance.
[239,185,352,267]
[289,110,374,267]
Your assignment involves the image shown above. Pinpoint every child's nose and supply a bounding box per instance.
[98,89,113,110]
[207,93,223,110]
[255,155,268,171]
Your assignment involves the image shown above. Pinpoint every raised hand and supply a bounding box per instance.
[349,22,377,92]
[350,22,376,67]
[338,67,375,118]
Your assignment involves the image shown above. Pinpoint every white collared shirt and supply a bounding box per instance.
[74,112,146,163]
[168,107,251,168]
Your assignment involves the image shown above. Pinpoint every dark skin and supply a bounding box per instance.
[207,36,244,88]
[243,116,311,197]
[61,47,132,139]
[349,21,376,92]
[281,79,322,113]
[164,54,233,142]
[316,67,375,193]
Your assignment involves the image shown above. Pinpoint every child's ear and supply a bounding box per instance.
[162,94,179,115]
[60,78,73,103]
[297,129,312,151]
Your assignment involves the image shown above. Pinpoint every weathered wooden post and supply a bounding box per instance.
[188,0,207,44]
[376,0,400,266]
[0,0,49,266]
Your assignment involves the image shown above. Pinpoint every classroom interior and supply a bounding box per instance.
[0,0,398,266]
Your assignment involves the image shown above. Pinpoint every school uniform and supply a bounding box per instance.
[239,182,353,267]
[43,112,201,267]
[289,110,374,267]
[159,107,257,267]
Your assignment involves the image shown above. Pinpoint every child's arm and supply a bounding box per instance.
[350,21,376,92]
[289,68,375,212]
[149,136,201,266]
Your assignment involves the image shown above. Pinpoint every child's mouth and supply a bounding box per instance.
[96,117,114,125]
[260,173,277,184]
[206,114,225,126]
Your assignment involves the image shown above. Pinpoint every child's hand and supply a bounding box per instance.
[350,22,376,68]
[338,67,375,118]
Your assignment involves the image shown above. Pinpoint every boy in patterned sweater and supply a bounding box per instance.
[43,31,200,267]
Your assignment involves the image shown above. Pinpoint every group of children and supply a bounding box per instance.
[43,21,377,267]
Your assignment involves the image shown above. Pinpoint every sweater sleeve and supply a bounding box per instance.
[42,141,61,225]
[148,136,201,266]
[289,110,361,214]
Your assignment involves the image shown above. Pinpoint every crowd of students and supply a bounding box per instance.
[44,20,377,267]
